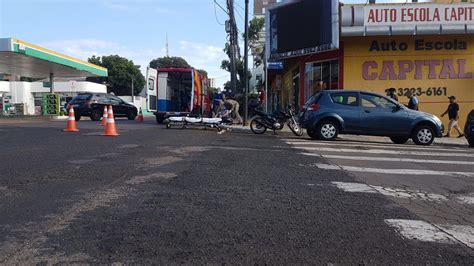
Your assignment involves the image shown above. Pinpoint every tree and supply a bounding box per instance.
[149,56,191,69]
[221,43,250,94]
[87,55,145,96]
[246,17,265,67]
[197,69,208,78]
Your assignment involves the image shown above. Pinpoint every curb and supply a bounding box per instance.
[228,126,470,147]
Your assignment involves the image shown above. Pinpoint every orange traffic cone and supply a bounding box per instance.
[63,106,79,132]
[100,105,108,126]
[103,105,119,137]
[137,107,144,122]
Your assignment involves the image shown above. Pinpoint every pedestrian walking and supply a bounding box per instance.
[224,98,243,124]
[441,96,465,138]
[386,88,398,101]
[406,91,419,110]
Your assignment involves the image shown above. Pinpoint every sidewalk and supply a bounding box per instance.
[228,125,470,147]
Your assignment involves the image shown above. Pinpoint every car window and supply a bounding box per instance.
[108,95,122,105]
[361,93,397,109]
[330,92,359,106]
[70,94,91,103]
[93,94,110,104]
[304,92,322,107]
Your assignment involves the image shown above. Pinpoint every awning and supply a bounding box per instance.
[0,38,107,78]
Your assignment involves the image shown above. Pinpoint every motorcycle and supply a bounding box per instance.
[250,106,303,136]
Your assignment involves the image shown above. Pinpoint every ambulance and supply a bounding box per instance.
[146,67,211,123]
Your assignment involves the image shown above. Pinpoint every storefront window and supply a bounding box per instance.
[304,59,340,102]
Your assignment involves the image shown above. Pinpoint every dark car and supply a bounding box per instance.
[66,93,137,121]
[299,90,444,146]
[465,109,474,147]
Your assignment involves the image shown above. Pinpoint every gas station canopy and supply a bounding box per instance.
[0,38,108,78]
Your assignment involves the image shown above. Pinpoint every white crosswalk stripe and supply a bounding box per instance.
[297,146,472,158]
[385,219,474,248]
[287,137,474,249]
[301,153,474,165]
[309,163,474,177]
[285,140,471,152]
[331,181,472,204]
[332,182,448,201]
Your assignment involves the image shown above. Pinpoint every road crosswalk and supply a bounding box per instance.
[284,137,474,249]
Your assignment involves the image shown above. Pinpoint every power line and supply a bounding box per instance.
[234,1,245,11]
[234,4,244,22]
[214,0,228,14]
[214,0,226,26]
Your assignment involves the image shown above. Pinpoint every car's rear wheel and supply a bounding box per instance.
[127,110,137,120]
[90,109,102,121]
[468,138,474,148]
[412,125,434,146]
[74,114,81,121]
[307,129,319,140]
[317,120,339,141]
[390,136,409,144]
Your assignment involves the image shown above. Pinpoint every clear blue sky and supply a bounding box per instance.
[0,0,430,87]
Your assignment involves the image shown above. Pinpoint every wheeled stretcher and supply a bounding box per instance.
[163,116,232,134]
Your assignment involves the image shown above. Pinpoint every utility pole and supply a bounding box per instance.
[131,75,134,102]
[226,0,238,95]
[243,0,249,125]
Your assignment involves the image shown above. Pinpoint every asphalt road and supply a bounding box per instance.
[0,118,473,264]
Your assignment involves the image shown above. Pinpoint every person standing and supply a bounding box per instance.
[406,91,419,110]
[386,88,399,101]
[212,88,225,117]
[441,96,465,138]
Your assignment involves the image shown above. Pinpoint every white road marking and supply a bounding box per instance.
[297,146,473,158]
[300,153,474,165]
[332,182,448,202]
[285,140,471,153]
[385,219,457,244]
[456,195,474,205]
[332,182,377,193]
[440,224,474,249]
[312,163,474,177]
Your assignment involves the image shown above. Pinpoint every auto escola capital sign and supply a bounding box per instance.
[365,3,474,26]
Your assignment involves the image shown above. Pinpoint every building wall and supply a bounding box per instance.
[254,0,277,16]
[0,81,10,93]
[433,0,472,3]
[0,81,107,115]
[343,35,474,129]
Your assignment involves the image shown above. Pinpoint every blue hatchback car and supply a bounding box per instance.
[299,90,444,146]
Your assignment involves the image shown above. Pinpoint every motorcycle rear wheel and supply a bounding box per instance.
[250,118,267,134]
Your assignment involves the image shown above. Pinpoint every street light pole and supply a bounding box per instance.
[243,0,249,125]
[131,75,134,104]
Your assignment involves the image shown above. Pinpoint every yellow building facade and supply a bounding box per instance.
[343,35,474,129]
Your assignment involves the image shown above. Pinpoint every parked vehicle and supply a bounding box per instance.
[66,93,138,121]
[299,90,444,146]
[250,106,303,136]
[145,67,211,123]
[464,109,474,147]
